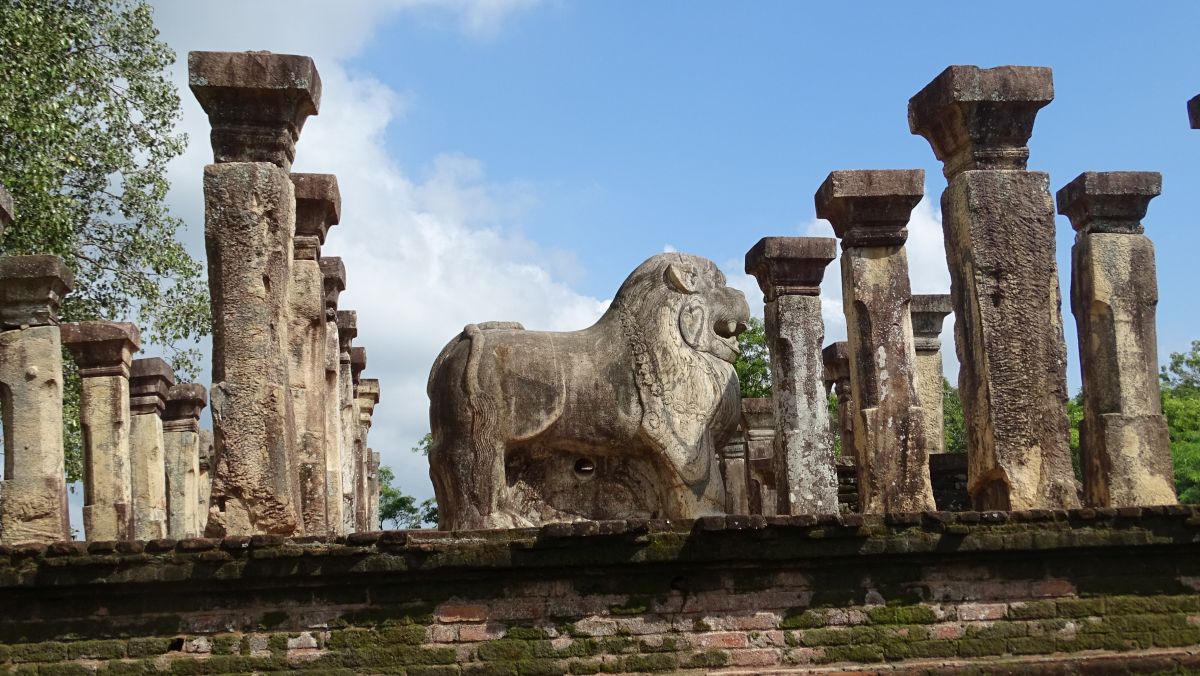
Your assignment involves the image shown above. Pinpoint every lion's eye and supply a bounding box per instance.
[574,458,596,478]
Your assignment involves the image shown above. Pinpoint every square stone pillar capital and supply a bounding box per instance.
[909,65,1053,179]
[0,255,74,329]
[821,341,850,386]
[336,310,357,352]
[0,184,12,235]
[320,257,347,316]
[358,378,380,405]
[292,173,341,260]
[744,237,836,301]
[350,346,367,385]
[368,450,380,471]
[61,321,141,377]
[910,294,953,348]
[130,357,175,416]
[163,383,208,430]
[815,170,924,247]
[1189,95,1200,129]
[1056,171,1161,235]
[739,397,774,434]
[188,51,322,169]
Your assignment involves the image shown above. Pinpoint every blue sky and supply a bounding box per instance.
[143,1,1200,506]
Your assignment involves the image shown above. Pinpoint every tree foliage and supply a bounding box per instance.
[0,0,209,481]
[735,316,771,399]
[942,378,967,454]
[378,465,438,529]
[1162,341,1200,502]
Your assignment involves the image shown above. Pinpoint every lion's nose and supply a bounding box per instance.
[715,319,743,338]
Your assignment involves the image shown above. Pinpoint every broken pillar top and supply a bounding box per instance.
[1190,95,1200,129]
[188,51,322,169]
[350,346,367,384]
[822,341,850,385]
[292,173,341,260]
[199,429,214,470]
[0,183,12,235]
[129,357,176,415]
[336,309,357,352]
[1055,171,1162,235]
[61,321,141,377]
[320,257,347,313]
[357,378,380,404]
[910,294,953,348]
[163,383,208,421]
[909,65,1054,179]
[744,236,836,302]
[740,397,775,432]
[369,450,381,469]
[0,255,75,329]
[815,170,924,247]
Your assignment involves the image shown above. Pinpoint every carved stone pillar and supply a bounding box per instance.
[821,342,855,463]
[1058,171,1176,507]
[336,310,358,533]
[910,65,1079,510]
[197,429,213,536]
[911,294,953,453]
[817,169,936,513]
[740,398,777,516]
[745,237,839,515]
[190,51,321,535]
[61,321,140,541]
[718,431,750,515]
[367,450,381,530]
[129,358,173,540]
[351,352,370,532]
[320,257,347,534]
[0,255,73,544]
[163,384,208,538]
[289,173,340,535]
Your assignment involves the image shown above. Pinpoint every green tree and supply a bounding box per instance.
[378,465,438,529]
[735,316,771,398]
[0,0,209,481]
[1162,341,1200,502]
[942,378,967,454]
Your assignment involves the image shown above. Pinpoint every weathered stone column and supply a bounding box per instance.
[739,398,777,516]
[289,173,340,535]
[190,51,320,536]
[197,429,213,536]
[745,237,839,515]
[320,257,347,534]
[821,342,855,462]
[351,354,371,532]
[367,450,381,530]
[162,384,208,538]
[718,431,750,515]
[0,255,73,544]
[1057,171,1176,507]
[817,170,936,513]
[911,294,953,454]
[910,65,1079,510]
[129,358,173,540]
[336,310,358,533]
[61,321,140,541]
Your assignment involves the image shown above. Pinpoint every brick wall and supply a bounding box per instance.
[3,507,1200,674]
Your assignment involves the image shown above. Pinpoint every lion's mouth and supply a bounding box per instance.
[711,319,745,363]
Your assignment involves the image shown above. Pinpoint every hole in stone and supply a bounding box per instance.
[573,458,595,478]
[168,638,185,652]
[263,274,271,294]
[217,497,227,513]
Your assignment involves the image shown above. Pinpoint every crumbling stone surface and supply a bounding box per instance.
[427,253,749,530]
[718,431,749,515]
[910,294,953,453]
[129,358,174,541]
[336,310,358,534]
[163,384,208,538]
[1058,171,1175,507]
[203,162,302,536]
[197,429,214,534]
[320,258,346,534]
[740,397,777,516]
[355,378,379,532]
[911,65,1078,511]
[61,321,141,541]
[817,170,935,513]
[745,237,838,515]
[0,183,12,233]
[188,51,321,170]
[0,256,72,545]
[367,450,380,529]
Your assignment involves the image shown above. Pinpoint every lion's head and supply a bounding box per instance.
[604,252,751,486]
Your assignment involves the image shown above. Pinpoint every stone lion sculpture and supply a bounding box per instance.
[427,252,751,530]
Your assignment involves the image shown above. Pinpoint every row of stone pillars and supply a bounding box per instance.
[735,65,1180,515]
[187,50,381,538]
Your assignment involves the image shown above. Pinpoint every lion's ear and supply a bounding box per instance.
[678,299,706,348]
[666,262,699,294]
